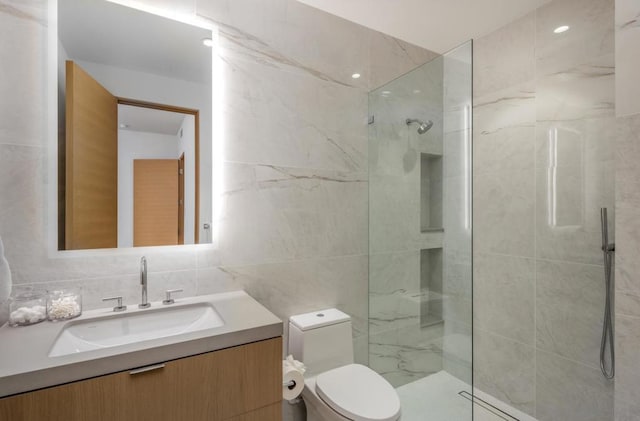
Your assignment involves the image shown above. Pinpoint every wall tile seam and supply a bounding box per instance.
[369,249,445,257]
[215,252,369,270]
[473,320,536,347]
[615,313,640,322]
[12,268,198,285]
[475,326,536,350]
[531,9,538,414]
[614,288,640,296]
[534,257,605,269]
[0,142,43,149]
[222,160,370,178]
[615,110,640,119]
[473,251,536,261]
[535,346,613,377]
[615,202,640,211]
[534,342,606,372]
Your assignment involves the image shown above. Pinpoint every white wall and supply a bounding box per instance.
[177,115,195,245]
[117,130,180,248]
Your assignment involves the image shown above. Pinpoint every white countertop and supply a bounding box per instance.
[0,290,283,398]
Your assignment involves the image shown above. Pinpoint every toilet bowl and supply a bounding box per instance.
[288,309,401,421]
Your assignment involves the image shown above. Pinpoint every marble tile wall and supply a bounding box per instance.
[614,115,640,419]
[0,1,435,406]
[473,0,616,419]
[615,0,640,117]
[614,0,640,419]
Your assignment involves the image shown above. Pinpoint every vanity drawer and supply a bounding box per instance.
[0,337,282,421]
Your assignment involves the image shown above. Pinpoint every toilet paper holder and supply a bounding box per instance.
[283,380,297,390]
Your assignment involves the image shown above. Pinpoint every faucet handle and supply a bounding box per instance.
[163,289,183,305]
[103,296,127,312]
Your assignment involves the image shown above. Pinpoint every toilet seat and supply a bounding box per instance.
[315,364,401,421]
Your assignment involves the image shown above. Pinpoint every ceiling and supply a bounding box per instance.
[58,0,212,84]
[118,104,186,136]
[296,0,551,53]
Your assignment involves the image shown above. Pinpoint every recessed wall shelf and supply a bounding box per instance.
[420,153,444,233]
[420,248,443,328]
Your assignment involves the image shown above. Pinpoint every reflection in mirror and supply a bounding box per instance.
[57,0,213,250]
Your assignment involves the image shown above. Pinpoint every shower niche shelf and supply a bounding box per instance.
[420,247,443,329]
[420,153,444,233]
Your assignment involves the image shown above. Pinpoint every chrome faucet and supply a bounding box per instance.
[139,256,150,309]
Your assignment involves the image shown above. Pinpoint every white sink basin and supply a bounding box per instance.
[49,303,224,357]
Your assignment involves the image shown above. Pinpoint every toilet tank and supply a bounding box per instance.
[288,309,354,375]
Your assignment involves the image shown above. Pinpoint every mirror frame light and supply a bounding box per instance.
[46,0,224,256]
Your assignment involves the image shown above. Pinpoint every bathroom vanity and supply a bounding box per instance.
[0,291,283,421]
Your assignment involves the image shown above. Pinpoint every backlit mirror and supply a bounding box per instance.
[56,0,214,250]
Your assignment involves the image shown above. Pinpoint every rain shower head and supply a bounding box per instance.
[406,118,434,134]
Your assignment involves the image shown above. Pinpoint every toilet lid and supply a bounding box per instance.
[315,364,401,421]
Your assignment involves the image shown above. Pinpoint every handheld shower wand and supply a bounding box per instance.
[600,208,615,379]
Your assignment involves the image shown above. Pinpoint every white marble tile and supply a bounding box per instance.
[473,168,536,258]
[369,323,444,387]
[536,54,615,122]
[615,206,640,292]
[0,145,45,274]
[16,269,197,312]
[0,1,46,147]
[221,51,368,172]
[369,250,420,335]
[615,0,640,116]
[536,0,615,77]
[615,315,640,405]
[473,83,536,176]
[474,253,535,345]
[615,397,640,421]
[195,266,238,296]
[536,260,606,368]
[473,12,535,98]
[216,254,368,344]
[204,0,437,94]
[615,289,640,319]
[535,118,615,265]
[616,114,640,209]
[536,349,613,421]
[368,30,439,91]
[219,163,367,266]
[474,329,536,416]
[535,0,615,122]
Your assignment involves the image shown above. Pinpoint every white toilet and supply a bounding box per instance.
[288,309,401,421]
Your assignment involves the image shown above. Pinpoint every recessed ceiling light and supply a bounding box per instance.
[351,73,361,79]
[554,25,570,34]
[119,123,128,129]
[202,38,214,47]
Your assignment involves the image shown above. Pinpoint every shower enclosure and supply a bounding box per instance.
[367,41,473,420]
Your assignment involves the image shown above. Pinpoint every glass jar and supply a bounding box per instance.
[47,288,82,321]
[9,291,47,327]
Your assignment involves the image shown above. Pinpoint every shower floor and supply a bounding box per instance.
[396,371,537,421]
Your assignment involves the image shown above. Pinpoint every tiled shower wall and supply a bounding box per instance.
[0,0,435,375]
[473,0,616,419]
[614,0,640,420]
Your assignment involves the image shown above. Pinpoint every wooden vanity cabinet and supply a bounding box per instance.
[0,337,282,421]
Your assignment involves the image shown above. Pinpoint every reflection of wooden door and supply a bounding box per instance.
[65,60,118,250]
[178,154,185,245]
[133,159,178,247]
